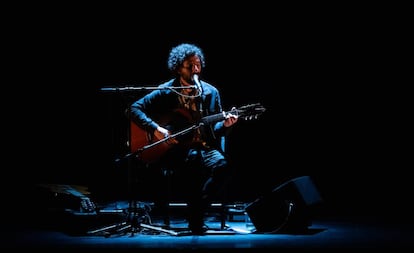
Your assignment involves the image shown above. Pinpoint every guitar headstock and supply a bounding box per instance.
[232,103,266,120]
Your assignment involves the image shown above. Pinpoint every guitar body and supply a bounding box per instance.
[130,121,171,164]
[130,108,198,164]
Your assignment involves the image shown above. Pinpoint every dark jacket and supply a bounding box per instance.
[129,78,230,154]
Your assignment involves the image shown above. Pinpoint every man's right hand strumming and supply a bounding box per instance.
[155,126,178,145]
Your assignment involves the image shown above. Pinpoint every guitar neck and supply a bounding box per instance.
[201,112,228,125]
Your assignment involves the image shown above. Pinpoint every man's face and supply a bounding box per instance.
[179,55,202,84]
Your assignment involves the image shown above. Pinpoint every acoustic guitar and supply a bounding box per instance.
[129,103,266,163]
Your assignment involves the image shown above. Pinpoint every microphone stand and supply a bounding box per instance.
[88,123,204,237]
[100,85,198,92]
[87,84,202,237]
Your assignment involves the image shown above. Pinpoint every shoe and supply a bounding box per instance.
[189,224,208,235]
[187,204,207,235]
[188,217,208,235]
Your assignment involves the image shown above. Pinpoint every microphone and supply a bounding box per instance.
[193,74,203,94]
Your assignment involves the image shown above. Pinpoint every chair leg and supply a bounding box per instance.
[161,168,173,227]
[220,204,227,229]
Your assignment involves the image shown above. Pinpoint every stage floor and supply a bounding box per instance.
[2,200,413,251]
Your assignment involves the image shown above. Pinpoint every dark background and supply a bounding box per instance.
[5,6,409,223]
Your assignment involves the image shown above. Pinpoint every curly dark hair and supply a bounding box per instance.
[167,43,206,73]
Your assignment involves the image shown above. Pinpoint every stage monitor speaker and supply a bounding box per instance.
[245,175,323,233]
